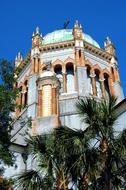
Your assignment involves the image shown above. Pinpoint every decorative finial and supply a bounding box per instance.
[15,52,22,67]
[18,52,21,59]
[74,20,79,28]
[32,32,35,37]
[15,56,17,61]
[104,36,112,47]
[104,36,115,55]
[80,24,82,29]
[21,55,23,61]
[36,26,40,34]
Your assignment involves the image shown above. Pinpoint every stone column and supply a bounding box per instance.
[22,85,27,108]
[99,78,106,98]
[90,72,97,96]
[62,65,67,93]
[62,72,67,93]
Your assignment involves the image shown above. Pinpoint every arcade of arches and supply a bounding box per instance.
[16,61,116,116]
[16,80,28,115]
[53,62,114,98]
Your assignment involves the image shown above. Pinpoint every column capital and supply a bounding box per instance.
[99,78,105,82]
[90,74,96,78]
[22,90,27,94]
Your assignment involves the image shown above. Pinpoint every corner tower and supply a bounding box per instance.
[73,20,87,96]
[104,37,124,103]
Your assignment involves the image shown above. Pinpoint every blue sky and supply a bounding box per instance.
[0,0,126,95]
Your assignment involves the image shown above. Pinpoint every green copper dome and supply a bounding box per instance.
[43,29,100,48]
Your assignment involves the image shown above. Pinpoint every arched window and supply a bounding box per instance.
[95,70,102,98]
[54,65,63,94]
[79,50,81,59]
[66,63,74,93]
[104,74,110,99]
[86,66,93,95]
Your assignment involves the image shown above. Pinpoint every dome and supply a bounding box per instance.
[43,29,100,48]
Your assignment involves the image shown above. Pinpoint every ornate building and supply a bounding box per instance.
[4,20,126,176]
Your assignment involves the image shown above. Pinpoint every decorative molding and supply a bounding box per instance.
[64,56,75,64]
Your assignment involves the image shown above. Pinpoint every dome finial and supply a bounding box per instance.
[104,36,115,55]
[80,24,82,29]
[36,26,40,34]
[74,20,79,28]
[104,36,112,47]
[32,32,35,37]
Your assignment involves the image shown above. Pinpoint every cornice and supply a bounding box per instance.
[15,51,31,75]
[15,39,114,76]
[40,40,75,52]
[84,41,112,61]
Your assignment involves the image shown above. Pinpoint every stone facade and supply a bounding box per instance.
[4,20,125,177]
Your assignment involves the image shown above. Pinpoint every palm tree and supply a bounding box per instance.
[14,96,126,190]
[55,126,100,190]
[76,96,126,189]
[14,134,70,190]
[56,96,126,190]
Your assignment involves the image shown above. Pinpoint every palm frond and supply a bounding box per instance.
[14,170,43,190]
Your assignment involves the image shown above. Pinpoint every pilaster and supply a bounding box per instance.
[27,74,38,119]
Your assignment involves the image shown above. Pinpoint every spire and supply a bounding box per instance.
[80,24,82,29]
[17,52,21,60]
[32,26,42,48]
[32,32,35,37]
[32,26,42,38]
[104,36,112,47]
[73,20,83,40]
[15,52,23,67]
[104,36,115,56]
[74,20,79,28]
[15,55,17,61]
[36,26,40,35]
